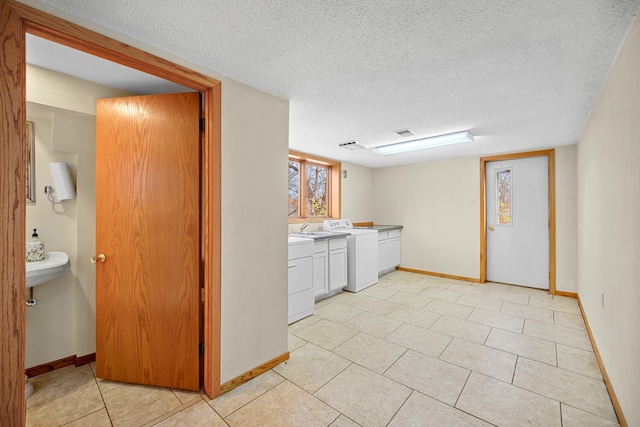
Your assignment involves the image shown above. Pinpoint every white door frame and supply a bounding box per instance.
[480,149,556,294]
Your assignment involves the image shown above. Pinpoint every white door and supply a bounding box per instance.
[486,156,549,289]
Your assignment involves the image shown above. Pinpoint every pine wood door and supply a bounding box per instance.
[95,92,201,390]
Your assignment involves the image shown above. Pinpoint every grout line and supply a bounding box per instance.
[139,397,203,427]
[452,370,473,409]
[88,364,113,424]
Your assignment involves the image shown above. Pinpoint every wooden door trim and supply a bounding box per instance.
[0,1,27,424]
[1,2,221,422]
[479,149,556,294]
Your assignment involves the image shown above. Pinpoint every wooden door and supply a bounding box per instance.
[486,156,549,289]
[95,92,201,390]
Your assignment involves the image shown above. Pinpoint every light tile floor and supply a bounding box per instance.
[26,271,619,426]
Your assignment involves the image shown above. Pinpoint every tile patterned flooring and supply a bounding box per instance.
[25,271,619,426]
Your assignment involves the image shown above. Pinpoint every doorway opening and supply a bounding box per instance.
[1,4,221,424]
[22,26,220,398]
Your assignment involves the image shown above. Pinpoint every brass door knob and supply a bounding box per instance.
[488,225,495,231]
[90,254,106,263]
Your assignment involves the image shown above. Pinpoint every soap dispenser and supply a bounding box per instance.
[26,229,45,262]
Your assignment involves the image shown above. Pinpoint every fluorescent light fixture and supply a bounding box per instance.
[373,130,474,155]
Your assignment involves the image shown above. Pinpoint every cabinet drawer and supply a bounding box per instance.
[329,237,347,250]
[388,228,401,238]
[288,288,314,319]
[288,241,313,259]
[377,230,388,241]
[288,256,313,294]
[313,239,328,253]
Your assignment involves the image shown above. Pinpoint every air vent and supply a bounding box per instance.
[338,141,368,150]
[395,129,415,137]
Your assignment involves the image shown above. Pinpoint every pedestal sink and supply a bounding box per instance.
[24,251,71,399]
[26,251,70,288]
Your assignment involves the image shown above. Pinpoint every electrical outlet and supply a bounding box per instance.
[470,259,476,267]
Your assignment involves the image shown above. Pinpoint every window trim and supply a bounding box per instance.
[288,150,341,223]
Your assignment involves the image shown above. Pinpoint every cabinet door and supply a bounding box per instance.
[329,247,348,291]
[313,250,328,297]
[378,240,389,274]
[389,237,401,268]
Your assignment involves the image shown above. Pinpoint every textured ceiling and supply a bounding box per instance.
[23,0,640,167]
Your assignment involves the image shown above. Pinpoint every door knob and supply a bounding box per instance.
[488,225,495,231]
[90,254,106,263]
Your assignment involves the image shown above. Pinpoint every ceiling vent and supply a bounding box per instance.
[338,141,368,150]
[395,129,415,137]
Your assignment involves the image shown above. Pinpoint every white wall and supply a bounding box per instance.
[577,12,640,426]
[373,156,480,279]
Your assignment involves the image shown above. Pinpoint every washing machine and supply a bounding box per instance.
[323,219,378,292]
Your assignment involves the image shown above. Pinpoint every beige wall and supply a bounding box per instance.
[220,78,289,382]
[373,156,481,279]
[25,106,77,368]
[26,66,131,368]
[340,162,375,223]
[362,149,577,293]
[577,11,640,426]
[554,145,578,293]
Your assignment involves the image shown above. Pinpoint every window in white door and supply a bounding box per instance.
[496,167,512,225]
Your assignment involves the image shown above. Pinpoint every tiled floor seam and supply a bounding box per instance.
[305,359,355,396]
[58,408,105,426]
[88,365,112,424]
[508,357,584,413]
[380,347,410,377]
[141,397,204,427]
[434,335,456,359]
[383,389,413,426]
[211,371,287,421]
[451,370,498,427]
[560,402,620,425]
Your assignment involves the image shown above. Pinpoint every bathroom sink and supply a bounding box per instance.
[26,251,71,288]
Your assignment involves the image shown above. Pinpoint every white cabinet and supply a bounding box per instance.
[377,231,389,274]
[328,237,347,291]
[288,238,314,324]
[378,228,401,275]
[312,240,329,298]
[388,230,401,268]
[313,236,348,300]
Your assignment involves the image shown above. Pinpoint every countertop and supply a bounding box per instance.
[287,236,315,245]
[288,231,351,241]
[355,225,403,232]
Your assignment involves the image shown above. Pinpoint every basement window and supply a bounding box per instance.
[288,151,341,222]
